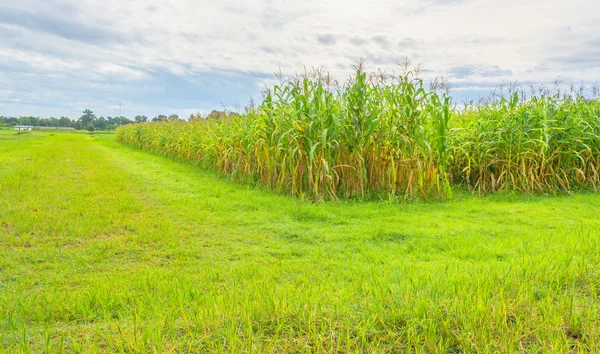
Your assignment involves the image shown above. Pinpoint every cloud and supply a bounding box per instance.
[371,35,390,48]
[95,64,150,80]
[544,33,600,70]
[0,6,129,45]
[349,36,368,47]
[317,34,337,46]
[397,37,419,49]
[428,0,466,6]
[0,0,599,118]
[449,64,513,79]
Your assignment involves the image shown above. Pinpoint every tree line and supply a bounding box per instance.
[1,109,241,131]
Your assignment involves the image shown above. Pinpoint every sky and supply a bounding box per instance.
[0,0,599,119]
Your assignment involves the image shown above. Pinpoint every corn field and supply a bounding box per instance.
[116,67,600,200]
[450,93,600,193]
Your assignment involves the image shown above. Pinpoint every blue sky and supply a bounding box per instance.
[0,0,599,119]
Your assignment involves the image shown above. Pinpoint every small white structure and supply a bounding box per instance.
[14,125,34,131]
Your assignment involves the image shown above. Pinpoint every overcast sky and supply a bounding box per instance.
[1,0,599,119]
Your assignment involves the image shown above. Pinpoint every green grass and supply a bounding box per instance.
[1,130,600,352]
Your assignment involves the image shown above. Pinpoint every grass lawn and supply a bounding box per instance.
[1,130,599,353]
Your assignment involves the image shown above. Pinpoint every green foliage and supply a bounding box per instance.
[117,67,453,200]
[0,115,74,128]
[449,94,600,193]
[117,67,600,200]
[151,115,169,122]
[78,109,96,128]
[0,111,139,131]
[134,115,148,123]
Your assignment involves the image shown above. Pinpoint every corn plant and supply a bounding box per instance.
[116,66,600,200]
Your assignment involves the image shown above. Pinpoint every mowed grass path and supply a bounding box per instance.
[1,131,600,353]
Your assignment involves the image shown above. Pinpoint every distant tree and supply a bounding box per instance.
[107,116,131,128]
[207,110,227,120]
[119,116,132,125]
[135,115,148,123]
[152,115,168,122]
[48,117,59,127]
[86,123,95,132]
[58,116,72,127]
[18,116,32,125]
[79,109,96,127]
[74,121,82,130]
[168,114,179,121]
[95,117,107,130]
[189,113,205,122]
[0,116,21,126]
[25,116,41,126]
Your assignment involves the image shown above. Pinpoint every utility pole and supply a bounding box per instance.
[117,101,122,127]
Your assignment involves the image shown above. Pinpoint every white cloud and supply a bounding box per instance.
[0,0,599,117]
[95,64,149,80]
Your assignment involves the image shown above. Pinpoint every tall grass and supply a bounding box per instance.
[117,65,600,200]
[450,93,600,193]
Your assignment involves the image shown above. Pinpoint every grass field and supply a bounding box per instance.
[1,130,600,352]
